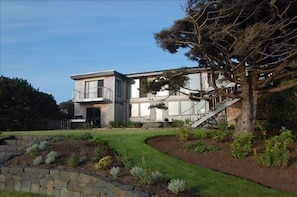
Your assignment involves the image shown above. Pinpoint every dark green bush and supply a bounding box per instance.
[210,130,231,142]
[172,119,184,127]
[230,133,254,158]
[184,141,218,153]
[256,127,293,168]
[69,154,80,167]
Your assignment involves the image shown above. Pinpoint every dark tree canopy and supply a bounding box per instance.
[257,85,297,131]
[59,100,74,119]
[153,0,297,133]
[0,76,62,130]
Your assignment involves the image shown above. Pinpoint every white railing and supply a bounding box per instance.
[73,87,112,102]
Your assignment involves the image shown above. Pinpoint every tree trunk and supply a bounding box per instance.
[234,73,259,135]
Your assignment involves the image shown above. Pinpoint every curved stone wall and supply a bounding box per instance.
[0,135,149,197]
[0,166,149,197]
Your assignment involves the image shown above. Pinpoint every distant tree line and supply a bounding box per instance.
[0,76,73,131]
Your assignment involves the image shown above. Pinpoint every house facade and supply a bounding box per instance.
[70,67,241,128]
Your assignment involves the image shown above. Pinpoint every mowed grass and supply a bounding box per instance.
[1,128,293,197]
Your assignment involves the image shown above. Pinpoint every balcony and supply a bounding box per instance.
[73,87,112,103]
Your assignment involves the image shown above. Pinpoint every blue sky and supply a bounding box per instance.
[0,0,196,103]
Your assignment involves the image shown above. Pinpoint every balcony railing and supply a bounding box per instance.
[73,87,112,102]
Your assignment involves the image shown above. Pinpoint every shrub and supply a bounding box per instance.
[45,151,58,164]
[38,141,48,150]
[109,166,120,178]
[130,166,162,185]
[127,121,133,128]
[168,178,185,194]
[47,151,58,158]
[117,149,133,170]
[27,141,50,156]
[90,135,102,143]
[114,121,123,128]
[94,155,113,169]
[70,132,93,140]
[45,156,55,164]
[52,135,62,142]
[91,140,109,162]
[230,133,254,158]
[26,144,39,157]
[184,141,218,153]
[80,132,93,140]
[26,144,38,153]
[210,130,231,142]
[177,126,192,141]
[130,166,144,177]
[69,154,80,167]
[195,130,209,139]
[218,120,228,132]
[172,119,184,127]
[256,128,293,168]
[184,118,192,126]
[151,171,163,182]
[33,156,43,165]
[108,121,114,128]
[138,169,154,185]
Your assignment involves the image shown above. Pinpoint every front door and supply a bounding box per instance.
[86,107,101,127]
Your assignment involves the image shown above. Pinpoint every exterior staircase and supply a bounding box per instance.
[191,98,241,128]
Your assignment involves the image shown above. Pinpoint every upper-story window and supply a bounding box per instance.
[169,73,201,96]
[130,78,148,98]
[85,80,104,99]
[139,78,147,98]
[115,79,122,97]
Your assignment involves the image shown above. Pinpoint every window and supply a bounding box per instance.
[98,80,104,97]
[194,100,206,114]
[156,84,169,97]
[85,80,104,99]
[139,78,147,98]
[181,101,192,115]
[131,104,139,117]
[140,103,150,117]
[180,73,201,94]
[130,79,140,98]
[115,79,122,97]
[168,101,179,115]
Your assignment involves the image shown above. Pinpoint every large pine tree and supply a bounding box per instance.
[154,0,297,133]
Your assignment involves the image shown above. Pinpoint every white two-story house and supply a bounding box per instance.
[70,67,241,128]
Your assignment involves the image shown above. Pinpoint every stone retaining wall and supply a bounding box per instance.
[0,166,149,197]
[0,135,52,161]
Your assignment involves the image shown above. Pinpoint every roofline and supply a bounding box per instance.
[70,66,209,80]
[70,70,127,80]
[125,66,208,78]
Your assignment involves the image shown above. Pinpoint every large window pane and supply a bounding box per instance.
[140,103,150,117]
[131,79,139,98]
[131,104,139,117]
[156,108,163,121]
[168,102,179,115]
[181,101,192,115]
[85,80,98,99]
[194,100,206,114]
[97,80,104,97]
[115,79,122,97]
[180,73,201,94]
[156,85,169,96]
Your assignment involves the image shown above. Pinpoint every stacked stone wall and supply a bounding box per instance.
[0,166,148,197]
[0,136,52,161]
[0,136,149,197]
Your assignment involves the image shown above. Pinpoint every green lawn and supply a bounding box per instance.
[1,128,293,197]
